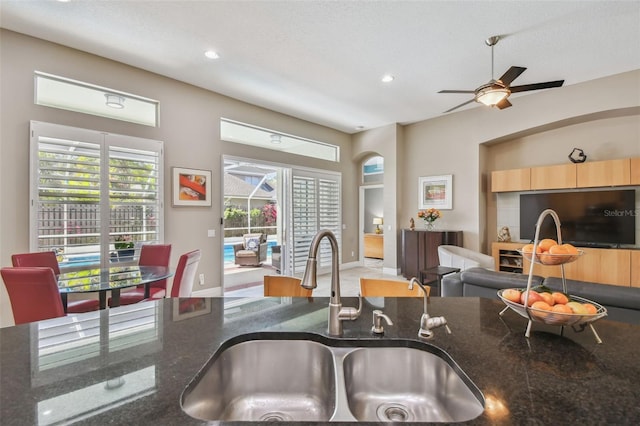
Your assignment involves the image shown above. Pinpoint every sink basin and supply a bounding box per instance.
[342,347,484,422]
[181,332,484,422]
[181,337,336,422]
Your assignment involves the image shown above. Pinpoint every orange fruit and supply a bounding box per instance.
[552,304,573,314]
[531,301,552,311]
[521,244,542,261]
[541,244,568,264]
[582,303,598,315]
[548,245,569,255]
[562,244,579,255]
[538,239,558,252]
[551,292,569,305]
[539,292,555,306]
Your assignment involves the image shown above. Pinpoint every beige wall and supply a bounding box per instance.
[0,30,356,326]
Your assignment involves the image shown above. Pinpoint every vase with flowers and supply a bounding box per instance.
[417,208,441,231]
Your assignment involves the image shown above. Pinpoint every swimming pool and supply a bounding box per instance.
[60,240,279,267]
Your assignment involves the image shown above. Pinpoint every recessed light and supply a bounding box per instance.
[381,74,394,83]
[204,50,220,59]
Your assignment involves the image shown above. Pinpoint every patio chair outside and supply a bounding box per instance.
[233,233,267,266]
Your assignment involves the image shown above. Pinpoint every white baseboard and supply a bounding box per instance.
[340,261,361,270]
[192,287,222,297]
[382,266,401,276]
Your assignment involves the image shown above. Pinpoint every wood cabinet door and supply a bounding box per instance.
[523,248,631,286]
[530,164,576,190]
[576,158,630,187]
[491,168,530,192]
[364,234,383,259]
[401,230,420,278]
[631,250,640,288]
[631,157,640,185]
[401,230,462,278]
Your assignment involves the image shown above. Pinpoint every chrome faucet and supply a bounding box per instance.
[301,230,362,336]
[408,277,452,340]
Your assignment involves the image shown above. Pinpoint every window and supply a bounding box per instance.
[221,118,340,162]
[363,155,384,184]
[35,72,159,127]
[30,121,164,269]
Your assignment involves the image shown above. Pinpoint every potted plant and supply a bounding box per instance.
[114,235,135,261]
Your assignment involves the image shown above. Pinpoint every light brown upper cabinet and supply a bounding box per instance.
[530,163,576,190]
[631,157,640,185]
[576,158,630,188]
[491,168,530,192]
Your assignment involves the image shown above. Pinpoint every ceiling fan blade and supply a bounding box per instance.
[496,98,512,109]
[498,66,526,86]
[443,98,475,113]
[438,90,475,94]
[510,80,564,93]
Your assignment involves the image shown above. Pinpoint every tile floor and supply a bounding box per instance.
[224,258,410,297]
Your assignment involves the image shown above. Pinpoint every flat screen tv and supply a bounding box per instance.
[519,189,636,246]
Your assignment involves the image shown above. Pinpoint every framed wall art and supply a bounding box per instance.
[419,174,453,210]
[172,167,212,206]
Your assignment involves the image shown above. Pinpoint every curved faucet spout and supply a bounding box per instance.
[300,229,361,336]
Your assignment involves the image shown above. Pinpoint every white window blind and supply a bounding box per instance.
[287,170,341,275]
[30,121,163,269]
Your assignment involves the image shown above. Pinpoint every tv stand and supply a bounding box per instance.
[491,242,634,286]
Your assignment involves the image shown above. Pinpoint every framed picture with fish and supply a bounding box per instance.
[172,167,212,206]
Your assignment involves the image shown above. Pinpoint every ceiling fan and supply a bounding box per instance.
[439,36,564,113]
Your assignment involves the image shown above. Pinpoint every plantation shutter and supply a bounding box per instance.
[108,134,163,261]
[287,169,341,276]
[30,121,163,269]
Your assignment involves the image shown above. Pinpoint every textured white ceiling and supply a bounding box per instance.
[1,0,639,133]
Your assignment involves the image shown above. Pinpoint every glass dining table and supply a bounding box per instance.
[57,265,174,310]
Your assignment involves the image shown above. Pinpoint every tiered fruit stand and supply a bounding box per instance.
[497,209,608,343]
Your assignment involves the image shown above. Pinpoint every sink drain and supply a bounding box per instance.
[259,411,294,422]
[376,403,414,422]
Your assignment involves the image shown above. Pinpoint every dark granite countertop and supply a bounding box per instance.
[1,296,639,425]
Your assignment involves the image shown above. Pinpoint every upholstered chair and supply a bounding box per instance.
[1,267,66,325]
[11,251,100,313]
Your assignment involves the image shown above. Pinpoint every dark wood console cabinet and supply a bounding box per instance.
[401,229,463,279]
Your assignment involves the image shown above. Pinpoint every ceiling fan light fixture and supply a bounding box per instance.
[104,93,125,109]
[475,87,510,106]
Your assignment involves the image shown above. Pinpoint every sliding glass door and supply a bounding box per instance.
[222,156,341,292]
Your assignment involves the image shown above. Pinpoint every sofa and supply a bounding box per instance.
[437,245,495,271]
[442,267,640,325]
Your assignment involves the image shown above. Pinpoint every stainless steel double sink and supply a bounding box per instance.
[181,332,484,423]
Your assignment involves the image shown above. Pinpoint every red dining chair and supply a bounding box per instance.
[113,244,172,306]
[170,250,201,297]
[1,267,66,325]
[11,251,100,313]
